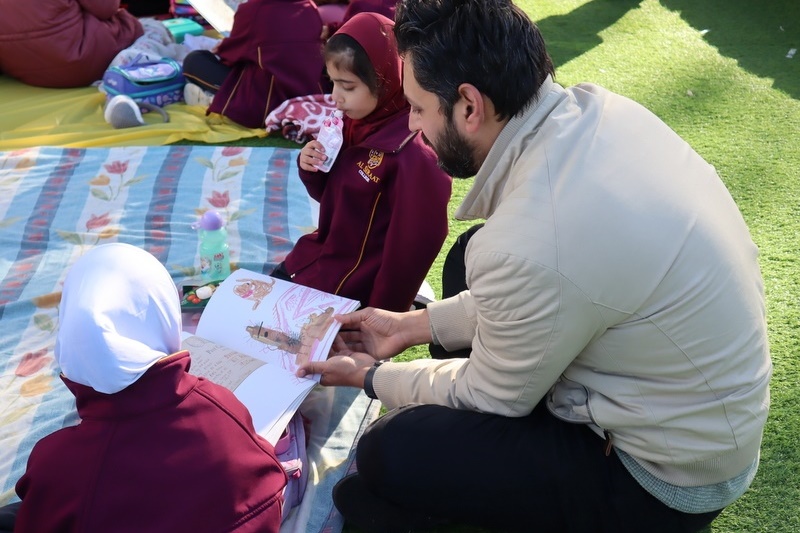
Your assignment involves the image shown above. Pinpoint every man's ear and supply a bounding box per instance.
[457,83,484,134]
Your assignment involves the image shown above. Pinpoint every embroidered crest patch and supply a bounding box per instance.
[367,150,384,170]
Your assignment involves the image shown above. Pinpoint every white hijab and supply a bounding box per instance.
[56,243,182,394]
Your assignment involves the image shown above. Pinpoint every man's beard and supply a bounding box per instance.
[422,117,480,179]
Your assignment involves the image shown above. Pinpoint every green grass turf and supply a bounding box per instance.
[203,1,800,530]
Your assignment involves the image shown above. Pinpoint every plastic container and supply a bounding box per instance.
[193,210,231,282]
[162,18,205,43]
[315,110,344,173]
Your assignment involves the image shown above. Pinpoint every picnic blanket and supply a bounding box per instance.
[0,145,379,532]
[0,75,268,150]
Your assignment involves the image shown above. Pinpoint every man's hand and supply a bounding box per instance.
[296,308,432,389]
[296,350,375,388]
[333,307,431,360]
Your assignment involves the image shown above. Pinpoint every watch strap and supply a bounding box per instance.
[364,361,383,400]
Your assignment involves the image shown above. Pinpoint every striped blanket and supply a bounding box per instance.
[0,145,377,532]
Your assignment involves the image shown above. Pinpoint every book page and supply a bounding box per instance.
[195,269,360,380]
[187,269,358,443]
[181,333,317,445]
[186,0,246,36]
[234,368,314,444]
[182,335,265,390]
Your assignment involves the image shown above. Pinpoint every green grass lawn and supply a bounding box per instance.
[247,1,800,530]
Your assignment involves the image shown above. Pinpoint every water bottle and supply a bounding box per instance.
[193,210,231,282]
[315,110,344,173]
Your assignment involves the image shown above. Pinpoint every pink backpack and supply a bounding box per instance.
[274,412,309,521]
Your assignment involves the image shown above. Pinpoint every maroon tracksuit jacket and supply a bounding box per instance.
[283,111,452,312]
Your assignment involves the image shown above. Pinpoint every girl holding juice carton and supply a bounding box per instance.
[271,12,452,313]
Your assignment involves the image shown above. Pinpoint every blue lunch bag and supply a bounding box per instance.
[102,55,186,108]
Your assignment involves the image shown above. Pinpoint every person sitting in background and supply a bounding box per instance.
[182,0,328,129]
[10,243,287,533]
[316,0,349,29]
[108,16,189,68]
[270,12,452,313]
[0,0,143,88]
[318,0,397,39]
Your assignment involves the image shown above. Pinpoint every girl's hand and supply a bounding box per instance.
[299,140,327,172]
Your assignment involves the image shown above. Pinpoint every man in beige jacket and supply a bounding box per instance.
[297,1,772,532]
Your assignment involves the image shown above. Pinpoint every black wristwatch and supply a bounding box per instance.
[363,361,383,400]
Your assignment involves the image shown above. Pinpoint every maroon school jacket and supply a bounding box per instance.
[283,112,453,312]
[325,0,397,35]
[208,0,327,128]
[14,352,287,533]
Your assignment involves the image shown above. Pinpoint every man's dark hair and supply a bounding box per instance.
[394,0,554,120]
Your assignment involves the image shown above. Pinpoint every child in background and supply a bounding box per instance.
[270,12,452,313]
[108,17,190,68]
[181,0,328,128]
[0,0,143,88]
[318,0,397,39]
[12,243,286,533]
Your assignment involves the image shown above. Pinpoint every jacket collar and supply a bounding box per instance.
[353,111,418,153]
[456,75,562,220]
[63,351,197,419]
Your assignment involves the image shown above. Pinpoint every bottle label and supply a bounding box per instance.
[199,233,231,281]
[316,112,344,173]
[201,252,231,281]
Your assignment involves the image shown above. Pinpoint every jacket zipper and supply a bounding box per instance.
[334,192,382,294]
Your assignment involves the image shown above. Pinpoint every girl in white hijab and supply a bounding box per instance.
[13,243,286,533]
[55,242,182,394]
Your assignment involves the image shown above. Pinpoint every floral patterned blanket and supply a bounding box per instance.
[0,145,377,532]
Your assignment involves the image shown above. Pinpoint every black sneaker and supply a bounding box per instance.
[333,473,448,533]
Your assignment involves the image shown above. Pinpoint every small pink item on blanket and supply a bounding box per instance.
[275,412,309,522]
[265,94,336,144]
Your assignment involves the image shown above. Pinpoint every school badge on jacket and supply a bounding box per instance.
[357,150,384,183]
[367,149,384,169]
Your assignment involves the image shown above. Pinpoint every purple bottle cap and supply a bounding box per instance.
[192,210,225,230]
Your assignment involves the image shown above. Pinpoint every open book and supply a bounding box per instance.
[181,268,360,444]
[186,0,246,36]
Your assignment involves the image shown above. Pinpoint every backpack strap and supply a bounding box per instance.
[138,101,170,123]
[104,95,169,129]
